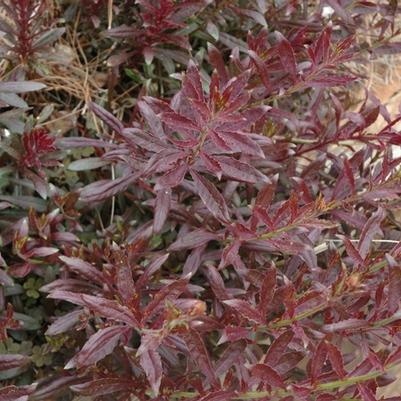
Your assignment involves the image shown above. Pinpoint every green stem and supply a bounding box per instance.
[170,365,396,400]
[268,303,328,329]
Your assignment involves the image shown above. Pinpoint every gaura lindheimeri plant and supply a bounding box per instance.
[2,1,401,401]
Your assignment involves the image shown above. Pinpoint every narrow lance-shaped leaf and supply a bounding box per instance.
[59,256,104,284]
[248,50,271,90]
[386,254,401,314]
[223,299,264,324]
[45,309,83,336]
[205,264,229,301]
[276,31,297,81]
[321,319,369,333]
[190,170,230,222]
[311,341,328,382]
[68,157,110,171]
[258,267,276,318]
[138,100,165,138]
[0,355,30,371]
[326,343,346,378]
[161,111,199,132]
[89,102,124,134]
[143,279,187,320]
[264,331,294,366]
[0,81,46,93]
[116,261,136,304]
[67,326,129,369]
[153,188,171,234]
[47,291,140,328]
[70,378,135,397]
[168,229,218,251]
[215,156,269,184]
[358,208,385,259]
[80,173,138,203]
[139,348,163,397]
[136,253,169,290]
[157,163,187,188]
[343,158,355,192]
[341,236,365,268]
[0,385,36,401]
[184,329,217,386]
[357,384,377,401]
[251,364,286,388]
[222,131,265,158]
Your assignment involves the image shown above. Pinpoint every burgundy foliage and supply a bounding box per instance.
[2,1,401,401]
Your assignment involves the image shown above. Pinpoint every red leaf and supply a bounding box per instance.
[322,319,369,333]
[161,111,199,132]
[252,364,286,388]
[153,188,171,233]
[306,74,356,88]
[326,343,346,378]
[139,348,163,396]
[0,354,30,371]
[276,32,297,81]
[313,26,332,64]
[221,131,265,158]
[255,181,277,208]
[215,342,246,377]
[358,384,377,401]
[136,253,170,290]
[248,50,271,90]
[168,229,218,251]
[45,309,83,336]
[89,102,123,134]
[48,291,140,328]
[182,245,205,277]
[70,326,129,369]
[59,256,104,285]
[265,331,294,367]
[0,385,36,401]
[387,256,401,314]
[116,261,136,304]
[70,378,135,397]
[385,345,401,366]
[208,44,228,83]
[208,129,231,151]
[184,330,217,385]
[80,173,138,202]
[184,60,204,102]
[157,163,187,188]
[219,240,241,270]
[276,351,305,375]
[200,151,222,177]
[143,279,187,320]
[190,170,230,222]
[218,326,251,344]
[138,100,165,138]
[343,158,355,192]
[221,70,250,107]
[341,236,365,268]
[311,341,327,381]
[358,208,385,259]
[205,264,229,301]
[258,267,276,318]
[215,156,268,183]
[22,128,56,169]
[223,299,264,324]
